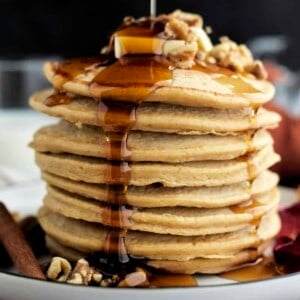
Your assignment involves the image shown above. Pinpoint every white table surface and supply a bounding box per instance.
[0,109,55,186]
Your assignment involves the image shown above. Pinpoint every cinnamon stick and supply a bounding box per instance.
[0,202,46,279]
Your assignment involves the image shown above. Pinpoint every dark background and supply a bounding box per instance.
[0,0,299,69]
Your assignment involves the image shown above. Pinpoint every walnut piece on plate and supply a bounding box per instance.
[46,256,151,287]
[46,257,72,282]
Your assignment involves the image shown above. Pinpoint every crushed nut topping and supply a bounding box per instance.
[164,19,195,42]
[46,257,72,282]
[67,258,103,285]
[169,10,203,27]
[118,267,150,287]
[112,10,268,79]
[206,37,267,79]
[205,26,213,34]
[245,60,268,80]
[46,257,151,287]
[167,42,198,68]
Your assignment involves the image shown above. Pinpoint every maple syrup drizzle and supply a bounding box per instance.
[249,104,260,128]
[245,180,252,194]
[244,129,257,153]
[44,56,112,107]
[221,256,281,282]
[240,129,257,195]
[237,152,258,182]
[44,91,71,107]
[230,199,261,214]
[230,197,263,229]
[192,64,260,94]
[52,57,109,91]
[89,55,173,263]
[116,21,165,38]
[149,273,197,287]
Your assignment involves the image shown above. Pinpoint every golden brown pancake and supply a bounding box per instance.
[29,89,281,135]
[35,146,280,187]
[38,206,280,261]
[44,59,275,109]
[45,235,271,274]
[41,170,279,208]
[43,185,279,236]
[31,120,274,162]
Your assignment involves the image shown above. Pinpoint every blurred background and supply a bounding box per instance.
[0,0,299,184]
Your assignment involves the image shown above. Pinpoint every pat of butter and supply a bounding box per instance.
[114,36,165,58]
[114,27,213,58]
[191,27,213,52]
[114,36,188,59]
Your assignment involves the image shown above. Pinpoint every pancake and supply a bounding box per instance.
[42,170,279,208]
[44,59,275,110]
[38,206,280,260]
[43,185,279,236]
[29,89,281,135]
[45,235,270,274]
[31,121,274,162]
[147,242,270,274]
[35,145,280,187]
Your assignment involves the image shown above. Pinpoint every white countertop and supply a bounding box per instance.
[0,109,55,186]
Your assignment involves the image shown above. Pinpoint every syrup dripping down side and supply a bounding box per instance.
[221,256,281,282]
[90,56,173,263]
[44,56,112,106]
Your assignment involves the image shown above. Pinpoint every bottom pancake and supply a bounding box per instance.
[45,235,270,274]
[38,207,280,261]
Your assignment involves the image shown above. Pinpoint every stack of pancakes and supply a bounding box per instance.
[30,17,281,274]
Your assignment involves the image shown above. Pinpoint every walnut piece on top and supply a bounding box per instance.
[207,37,267,79]
[169,9,203,27]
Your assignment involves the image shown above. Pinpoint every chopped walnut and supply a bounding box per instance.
[68,258,102,285]
[46,257,151,287]
[100,279,111,287]
[245,60,268,80]
[195,50,207,63]
[207,37,267,79]
[122,16,135,26]
[208,37,253,72]
[92,273,104,283]
[109,10,268,78]
[169,10,203,27]
[118,267,150,287]
[205,26,213,34]
[164,19,195,42]
[67,273,83,285]
[167,42,198,69]
[47,257,72,282]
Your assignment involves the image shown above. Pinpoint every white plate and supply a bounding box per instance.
[0,182,299,300]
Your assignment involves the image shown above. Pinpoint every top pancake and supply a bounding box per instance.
[44,59,275,109]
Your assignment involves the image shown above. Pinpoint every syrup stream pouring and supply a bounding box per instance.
[150,0,156,18]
